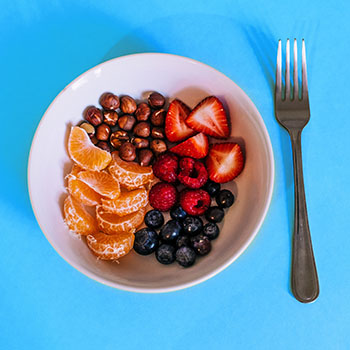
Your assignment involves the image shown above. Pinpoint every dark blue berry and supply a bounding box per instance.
[176,235,190,248]
[205,206,224,223]
[216,189,235,208]
[176,246,196,267]
[156,244,176,264]
[133,228,159,255]
[190,234,211,256]
[203,223,220,240]
[182,216,203,236]
[170,205,187,221]
[144,209,164,229]
[160,220,182,242]
[204,180,221,197]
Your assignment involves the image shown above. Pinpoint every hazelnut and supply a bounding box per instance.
[96,123,111,141]
[118,115,136,131]
[110,130,129,149]
[99,92,120,110]
[150,139,167,154]
[135,102,151,121]
[150,109,166,126]
[90,135,99,145]
[148,92,165,109]
[79,122,95,136]
[138,149,154,167]
[96,141,111,152]
[132,137,149,149]
[103,110,119,126]
[84,106,103,126]
[119,142,136,162]
[134,122,151,138]
[151,127,165,139]
[120,95,137,114]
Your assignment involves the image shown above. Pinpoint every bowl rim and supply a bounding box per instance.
[28,52,275,293]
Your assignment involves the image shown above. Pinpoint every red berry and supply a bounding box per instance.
[177,157,208,189]
[180,189,211,216]
[152,153,179,183]
[149,182,178,212]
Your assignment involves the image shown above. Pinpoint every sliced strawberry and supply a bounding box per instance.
[206,143,245,183]
[185,96,230,138]
[170,133,209,159]
[165,99,196,142]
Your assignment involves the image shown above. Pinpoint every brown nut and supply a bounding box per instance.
[96,123,111,141]
[135,102,151,121]
[90,135,99,145]
[96,141,111,152]
[151,127,165,139]
[148,92,165,109]
[110,130,129,149]
[119,142,136,162]
[134,122,151,138]
[150,139,167,154]
[132,137,149,149]
[99,92,120,110]
[103,110,119,126]
[118,114,136,131]
[79,122,95,136]
[138,149,154,167]
[84,106,103,126]
[120,95,137,114]
[150,109,166,126]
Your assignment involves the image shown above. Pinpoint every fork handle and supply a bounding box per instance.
[289,129,319,303]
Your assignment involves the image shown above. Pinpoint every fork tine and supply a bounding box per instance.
[302,39,308,100]
[285,39,290,100]
[276,40,282,100]
[293,39,299,100]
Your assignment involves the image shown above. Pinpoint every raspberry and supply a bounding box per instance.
[149,182,178,212]
[180,189,211,216]
[152,153,179,183]
[177,157,208,189]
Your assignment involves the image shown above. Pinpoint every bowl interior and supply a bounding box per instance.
[28,53,274,292]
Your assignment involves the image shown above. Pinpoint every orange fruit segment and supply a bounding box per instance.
[101,187,148,216]
[63,195,98,235]
[96,205,145,234]
[69,164,84,177]
[67,177,102,206]
[108,151,154,190]
[86,231,134,260]
[68,126,112,171]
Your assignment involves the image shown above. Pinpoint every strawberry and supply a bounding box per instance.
[185,96,230,138]
[170,133,209,159]
[206,143,245,183]
[165,99,196,142]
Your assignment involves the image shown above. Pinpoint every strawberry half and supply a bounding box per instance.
[185,96,230,138]
[170,133,209,159]
[206,143,245,183]
[165,99,196,142]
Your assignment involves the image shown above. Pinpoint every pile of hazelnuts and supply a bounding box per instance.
[80,91,168,166]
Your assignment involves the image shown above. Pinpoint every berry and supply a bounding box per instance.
[144,209,164,229]
[190,234,212,256]
[205,206,225,223]
[152,153,179,183]
[149,182,178,212]
[156,244,176,264]
[185,96,229,138]
[180,189,211,216]
[176,235,190,248]
[133,228,159,255]
[176,246,197,267]
[170,133,209,159]
[170,205,187,221]
[182,216,203,236]
[216,189,235,208]
[203,223,220,240]
[160,220,182,242]
[204,180,221,197]
[177,157,208,189]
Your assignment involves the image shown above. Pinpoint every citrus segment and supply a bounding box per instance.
[69,164,84,177]
[67,177,102,206]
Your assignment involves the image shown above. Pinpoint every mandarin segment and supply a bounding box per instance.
[67,177,102,206]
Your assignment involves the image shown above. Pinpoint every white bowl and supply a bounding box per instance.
[28,53,274,293]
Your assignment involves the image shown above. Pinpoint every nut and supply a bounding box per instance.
[151,127,165,139]
[90,135,99,145]
[118,114,136,131]
[96,141,111,152]
[99,92,120,110]
[135,102,151,121]
[148,92,165,109]
[96,123,111,141]
[110,130,129,149]
[103,110,119,126]
[150,139,167,154]
[120,95,137,114]
[150,109,166,126]
[119,142,136,162]
[132,137,149,149]
[138,149,154,166]
[79,122,95,136]
[84,106,103,126]
[134,122,151,138]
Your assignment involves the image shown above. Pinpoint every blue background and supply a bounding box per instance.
[1,0,349,349]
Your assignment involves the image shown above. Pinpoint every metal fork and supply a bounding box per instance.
[275,39,319,303]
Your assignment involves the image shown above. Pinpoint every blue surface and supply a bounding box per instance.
[1,0,349,349]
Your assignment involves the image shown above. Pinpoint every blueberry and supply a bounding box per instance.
[205,206,224,223]
[182,216,203,236]
[216,189,235,208]
[176,246,196,267]
[144,209,164,229]
[170,205,187,221]
[160,220,182,242]
[190,234,212,256]
[203,222,220,240]
[176,235,190,248]
[156,244,176,264]
[133,228,159,255]
[204,180,221,197]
